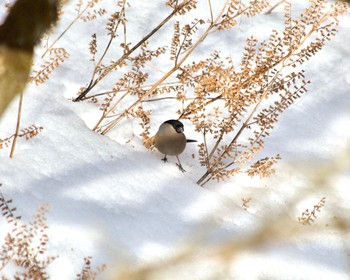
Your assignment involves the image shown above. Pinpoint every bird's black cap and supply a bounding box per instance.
[164,119,184,133]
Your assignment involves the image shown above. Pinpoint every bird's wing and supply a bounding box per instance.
[144,135,156,149]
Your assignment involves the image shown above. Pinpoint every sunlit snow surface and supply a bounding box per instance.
[1,1,349,279]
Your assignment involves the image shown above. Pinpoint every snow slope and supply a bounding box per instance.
[1,1,350,279]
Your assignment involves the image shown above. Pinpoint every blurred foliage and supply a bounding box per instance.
[0,0,58,51]
[0,0,59,117]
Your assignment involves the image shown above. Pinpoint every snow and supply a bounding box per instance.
[1,0,350,279]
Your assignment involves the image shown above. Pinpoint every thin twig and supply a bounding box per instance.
[41,3,91,58]
[74,0,195,102]
[9,92,24,158]
[93,90,129,131]
[100,1,231,135]
[90,2,127,85]
[264,0,286,15]
[208,0,214,23]
[84,81,184,100]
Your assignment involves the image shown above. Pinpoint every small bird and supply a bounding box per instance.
[153,119,196,172]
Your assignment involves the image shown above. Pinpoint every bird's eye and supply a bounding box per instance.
[175,125,184,133]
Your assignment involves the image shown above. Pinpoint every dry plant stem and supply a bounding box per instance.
[178,6,277,121]
[0,189,17,271]
[84,81,183,100]
[199,84,277,186]
[186,4,337,120]
[180,2,333,120]
[99,65,178,134]
[197,6,337,186]
[9,92,24,158]
[142,96,189,102]
[123,2,127,54]
[197,92,267,186]
[203,131,210,166]
[90,1,127,85]
[74,0,195,101]
[99,1,231,135]
[265,0,286,14]
[198,70,295,186]
[93,91,129,131]
[41,3,90,58]
[208,0,214,23]
[174,19,203,65]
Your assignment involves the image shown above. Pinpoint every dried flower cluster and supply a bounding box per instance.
[170,19,205,64]
[0,185,106,279]
[80,7,107,22]
[30,48,69,85]
[298,197,327,225]
[0,125,43,150]
[77,256,106,280]
[166,0,198,15]
[247,154,281,178]
[0,185,55,279]
[177,0,348,185]
[242,197,252,211]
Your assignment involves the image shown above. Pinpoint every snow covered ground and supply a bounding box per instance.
[1,0,350,279]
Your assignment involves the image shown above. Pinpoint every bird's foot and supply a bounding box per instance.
[161,155,168,163]
[176,163,186,173]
